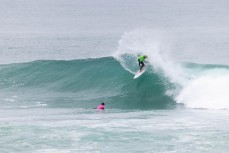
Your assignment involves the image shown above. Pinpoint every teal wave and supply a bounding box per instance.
[5,58,225,109]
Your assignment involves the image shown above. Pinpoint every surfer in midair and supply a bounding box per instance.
[138,55,148,71]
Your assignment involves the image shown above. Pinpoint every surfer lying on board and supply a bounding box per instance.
[138,55,148,71]
[97,102,105,110]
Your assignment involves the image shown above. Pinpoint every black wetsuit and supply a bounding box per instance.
[138,59,145,70]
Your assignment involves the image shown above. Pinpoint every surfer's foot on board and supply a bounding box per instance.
[140,66,144,72]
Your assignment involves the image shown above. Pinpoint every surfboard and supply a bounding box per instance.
[134,66,145,79]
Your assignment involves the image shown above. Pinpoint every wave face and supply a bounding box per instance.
[1,56,229,110]
[0,57,175,109]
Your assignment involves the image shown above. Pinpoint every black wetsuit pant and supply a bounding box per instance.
[138,59,145,70]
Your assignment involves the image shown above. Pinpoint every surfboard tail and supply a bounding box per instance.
[134,67,145,79]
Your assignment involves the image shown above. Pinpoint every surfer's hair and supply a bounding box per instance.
[101,102,105,105]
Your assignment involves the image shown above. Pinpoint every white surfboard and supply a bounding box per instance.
[134,67,145,79]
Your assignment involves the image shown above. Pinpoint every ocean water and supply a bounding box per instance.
[1,0,229,153]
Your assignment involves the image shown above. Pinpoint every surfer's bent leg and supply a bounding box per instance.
[140,62,144,70]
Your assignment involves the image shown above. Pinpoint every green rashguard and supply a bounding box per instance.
[138,55,146,62]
